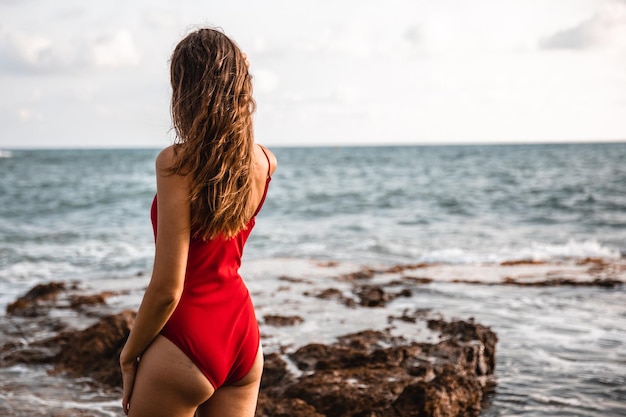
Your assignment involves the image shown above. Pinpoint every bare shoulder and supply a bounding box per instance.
[257,144,277,176]
[155,145,177,173]
[154,146,189,199]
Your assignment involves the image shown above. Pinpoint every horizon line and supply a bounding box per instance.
[1,138,625,151]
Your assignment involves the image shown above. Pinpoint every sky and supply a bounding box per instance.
[0,0,625,149]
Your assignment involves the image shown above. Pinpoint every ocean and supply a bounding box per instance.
[0,143,625,416]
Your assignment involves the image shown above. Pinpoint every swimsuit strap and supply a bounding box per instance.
[259,144,271,179]
[252,145,272,217]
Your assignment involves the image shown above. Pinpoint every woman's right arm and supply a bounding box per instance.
[120,147,190,414]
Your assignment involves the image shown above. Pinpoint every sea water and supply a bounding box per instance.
[0,143,625,416]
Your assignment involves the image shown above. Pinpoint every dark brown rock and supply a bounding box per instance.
[357,285,389,307]
[308,288,357,308]
[402,276,434,285]
[69,293,112,310]
[499,259,545,266]
[428,319,498,377]
[279,275,312,284]
[501,276,623,288]
[268,322,497,417]
[338,267,378,281]
[384,263,430,273]
[3,281,498,417]
[285,366,413,417]
[2,310,135,387]
[388,308,433,324]
[260,352,293,390]
[256,394,325,417]
[264,314,305,327]
[52,310,135,386]
[6,281,66,316]
[393,365,482,417]
[356,285,414,308]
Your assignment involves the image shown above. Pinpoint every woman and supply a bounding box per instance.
[120,28,277,417]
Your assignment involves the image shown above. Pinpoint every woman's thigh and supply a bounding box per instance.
[128,335,215,417]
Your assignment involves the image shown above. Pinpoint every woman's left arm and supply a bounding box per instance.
[120,147,190,413]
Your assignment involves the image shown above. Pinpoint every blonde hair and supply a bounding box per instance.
[169,28,256,240]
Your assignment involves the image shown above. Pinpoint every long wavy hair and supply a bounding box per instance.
[168,28,256,240]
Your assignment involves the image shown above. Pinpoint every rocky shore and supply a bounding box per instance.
[1,258,623,416]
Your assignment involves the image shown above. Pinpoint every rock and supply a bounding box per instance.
[388,308,432,324]
[264,314,305,327]
[338,267,378,281]
[384,263,430,273]
[69,293,111,310]
[393,365,482,417]
[501,276,623,288]
[6,282,67,316]
[52,310,136,386]
[356,285,413,308]
[428,319,497,378]
[279,276,312,284]
[499,259,546,266]
[308,288,357,308]
[402,276,434,285]
[2,310,135,387]
[2,280,498,417]
[256,395,325,417]
[257,321,497,416]
[260,352,294,390]
[357,285,388,307]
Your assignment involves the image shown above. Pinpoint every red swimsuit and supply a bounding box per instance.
[151,149,271,389]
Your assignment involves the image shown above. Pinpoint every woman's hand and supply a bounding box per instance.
[120,354,139,415]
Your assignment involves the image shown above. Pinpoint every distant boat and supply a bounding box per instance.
[0,150,13,158]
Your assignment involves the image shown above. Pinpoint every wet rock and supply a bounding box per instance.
[257,320,497,417]
[388,308,433,324]
[307,288,357,308]
[356,285,413,308]
[5,281,120,320]
[52,310,135,386]
[499,259,546,266]
[6,282,67,317]
[316,261,339,268]
[256,395,325,417]
[2,311,135,387]
[69,293,111,310]
[279,275,312,284]
[501,276,623,288]
[402,276,434,285]
[264,314,305,327]
[357,285,389,307]
[393,365,482,417]
[384,263,430,273]
[428,319,497,377]
[3,280,498,416]
[260,352,294,390]
[338,267,378,281]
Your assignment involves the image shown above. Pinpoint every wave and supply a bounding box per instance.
[0,150,12,158]
[411,239,621,265]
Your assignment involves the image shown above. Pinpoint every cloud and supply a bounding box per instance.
[17,107,43,122]
[252,68,279,94]
[0,28,140,74]
[0,31,73,73]
[540,0,626,50]
[91,30,140,68]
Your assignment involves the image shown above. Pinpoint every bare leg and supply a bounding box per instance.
[195,345,263,417]
[128,336,215,417]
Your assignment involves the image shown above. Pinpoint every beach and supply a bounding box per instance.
[1,144,625,415]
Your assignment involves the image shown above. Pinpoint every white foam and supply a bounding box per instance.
[408,239,621,266]
[524,239,621,261]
